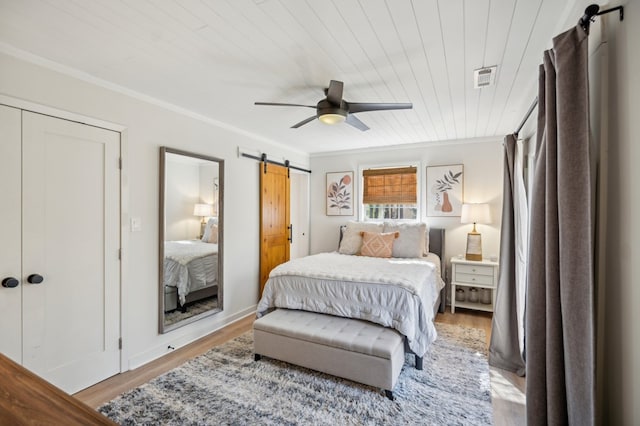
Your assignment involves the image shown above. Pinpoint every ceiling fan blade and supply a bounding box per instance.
[255,102,316,109]
[345,114,370,131]
[291,115,317,128]
[326,80,344,105]
[346,102,413,114]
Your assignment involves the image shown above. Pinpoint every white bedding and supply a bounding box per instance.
[257,252,445,357]
[164,240,218,305]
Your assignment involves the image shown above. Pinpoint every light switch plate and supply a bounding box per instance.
[130,217,141,232]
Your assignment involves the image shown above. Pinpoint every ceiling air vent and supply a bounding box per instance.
[473,66,497,89]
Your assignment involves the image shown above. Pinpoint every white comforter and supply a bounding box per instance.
[164,241,218,305]
[257,252,445,357]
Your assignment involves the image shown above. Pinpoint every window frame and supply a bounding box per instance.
[358,161,422,222]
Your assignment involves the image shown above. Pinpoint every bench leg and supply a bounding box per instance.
[384,390,395,401]
[254,353,262,361]
[415,355,423,370]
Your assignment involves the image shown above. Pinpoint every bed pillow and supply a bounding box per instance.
[206,224,218,243]
[338,221,384,255]
[201,217,218,242]
[359,231,399,258]
[383,222,427,258]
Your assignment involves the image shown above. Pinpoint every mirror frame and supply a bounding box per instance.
[159,146,224,333]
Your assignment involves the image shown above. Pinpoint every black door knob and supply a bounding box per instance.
[2,277,19,288]
[27,274,44,284]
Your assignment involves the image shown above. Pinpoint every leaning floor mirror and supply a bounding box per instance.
[159,147,224,333]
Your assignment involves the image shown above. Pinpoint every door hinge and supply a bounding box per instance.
[118,338,122,350]
[118,248,122,260]
[119,157,122,169]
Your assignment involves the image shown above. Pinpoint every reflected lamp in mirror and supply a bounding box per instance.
[461,203,491,261]
[194,203,214,238]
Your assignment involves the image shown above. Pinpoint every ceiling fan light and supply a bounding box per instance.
[319,113,346,125]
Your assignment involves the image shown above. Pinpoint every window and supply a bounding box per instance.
[362,166,418,220]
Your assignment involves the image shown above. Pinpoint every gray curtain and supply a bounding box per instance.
[526,24,594,425]
[489,134,525,376]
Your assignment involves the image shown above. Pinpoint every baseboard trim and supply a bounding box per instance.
[127,306,256,370]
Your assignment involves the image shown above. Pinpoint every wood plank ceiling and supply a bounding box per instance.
[0,0,578,153]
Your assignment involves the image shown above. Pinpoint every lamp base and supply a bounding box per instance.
[199,219,206,239]
[465,231,483,261]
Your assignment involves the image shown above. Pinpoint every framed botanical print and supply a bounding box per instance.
[326,171,354,216]
[426,164,464,217]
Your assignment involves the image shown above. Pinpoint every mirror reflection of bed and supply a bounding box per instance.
[160,148,224,333]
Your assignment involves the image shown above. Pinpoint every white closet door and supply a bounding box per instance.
[0,105,22,363]
[290,171,310,259]
[21,112,121,393]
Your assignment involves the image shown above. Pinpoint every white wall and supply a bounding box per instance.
[0,51,309,370]
[165,160,200,241]
[309,139,504,282]
[600,1,640,424]
[199,163,219,208]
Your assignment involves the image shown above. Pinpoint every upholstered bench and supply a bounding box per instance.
[253,309,404,400]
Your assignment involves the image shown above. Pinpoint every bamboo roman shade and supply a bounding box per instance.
[363,167,417,204]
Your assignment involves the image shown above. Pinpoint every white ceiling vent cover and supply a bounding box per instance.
[473,66,497,89]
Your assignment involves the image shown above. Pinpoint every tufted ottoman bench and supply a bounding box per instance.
[253,309,404,400]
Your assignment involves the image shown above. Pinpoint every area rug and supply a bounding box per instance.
[99,323,492,425]
[164,296,218,327]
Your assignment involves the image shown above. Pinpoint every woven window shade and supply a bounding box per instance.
[363,167,417,204]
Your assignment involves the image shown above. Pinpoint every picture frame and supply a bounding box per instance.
[426,164,464,217]
[326,171,354,216]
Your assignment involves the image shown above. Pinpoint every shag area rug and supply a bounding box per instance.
[99,323,492,425]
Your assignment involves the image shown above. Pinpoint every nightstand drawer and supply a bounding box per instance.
[455,272,494,286]
[455,264,494,276]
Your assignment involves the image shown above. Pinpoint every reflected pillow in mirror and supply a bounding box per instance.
[202,217,218,242]
[206,225,218,243]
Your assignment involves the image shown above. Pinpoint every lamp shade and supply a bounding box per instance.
[461,203,491,224]
[193,203,214,217]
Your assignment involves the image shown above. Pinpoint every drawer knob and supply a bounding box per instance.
[2,277,19,288]
[27,274,44,284]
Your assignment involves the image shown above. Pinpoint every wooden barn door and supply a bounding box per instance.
[259,162,290,297]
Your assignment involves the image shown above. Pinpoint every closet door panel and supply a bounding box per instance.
[21,112,121,393]
[0,105,22,363]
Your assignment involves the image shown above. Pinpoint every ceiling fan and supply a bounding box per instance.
[255,80,412,131]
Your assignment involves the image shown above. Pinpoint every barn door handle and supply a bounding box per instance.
[27,274,44,284]
[2,277,19,288]
[288,224,293,244]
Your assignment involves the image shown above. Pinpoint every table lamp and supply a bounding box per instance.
[461,203,491,261]
[193,203,214,238]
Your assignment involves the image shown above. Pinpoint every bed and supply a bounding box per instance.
[256,224,446,360]
[163,240,218,312]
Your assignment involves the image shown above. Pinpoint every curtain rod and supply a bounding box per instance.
[514,4,624,136]
[514,97,538,136]
[579,4,624,32]
[241,152,311,174]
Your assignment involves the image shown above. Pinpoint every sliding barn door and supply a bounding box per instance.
[259,163,290,297]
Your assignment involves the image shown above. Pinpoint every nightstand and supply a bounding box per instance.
[450,257,499,313]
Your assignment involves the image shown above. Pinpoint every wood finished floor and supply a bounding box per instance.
[75,309,525,425]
